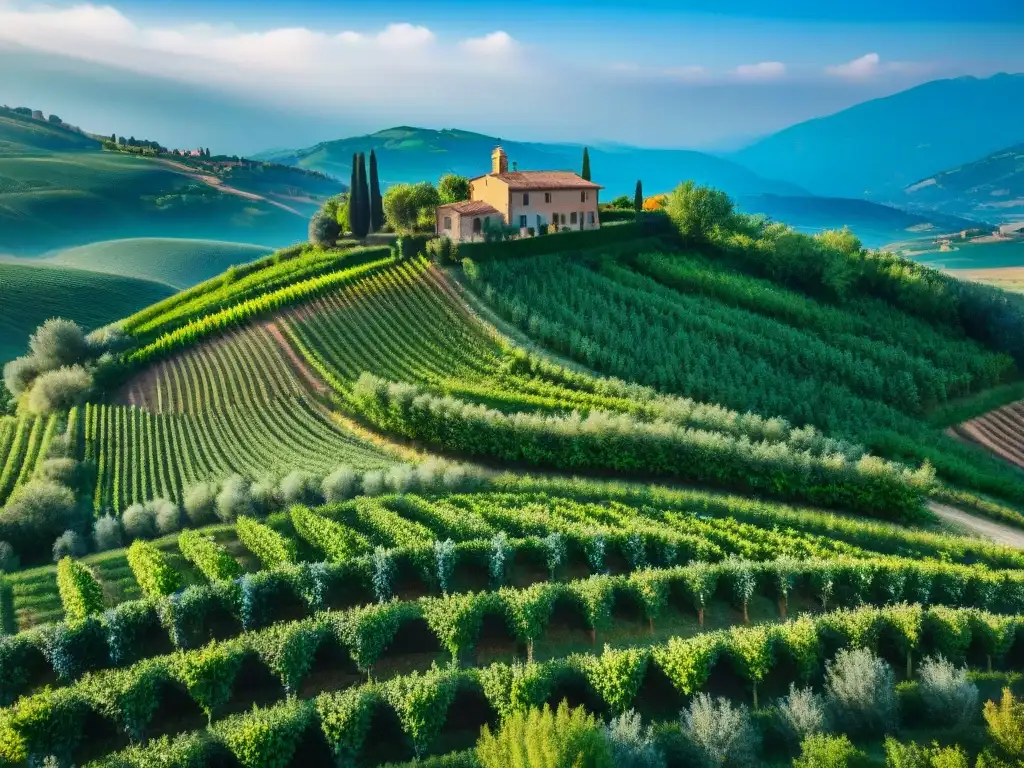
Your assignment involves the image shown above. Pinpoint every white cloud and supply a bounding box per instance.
[826,52,882,79]
[460,31,516,56]
[824,52,930,80]
[734,61,787,80]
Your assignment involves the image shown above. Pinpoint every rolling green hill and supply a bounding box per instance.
[4,194,1024,767]
[903,142,1024,223]
[256,125,807,199]
[0,107,100,155]
[46,237,274,288]
[0,261,174,365]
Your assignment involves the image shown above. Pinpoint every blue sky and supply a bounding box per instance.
[0,0,1020,153]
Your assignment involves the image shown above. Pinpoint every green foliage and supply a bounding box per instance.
[581,148,591,181]
[825,647,898,735]
[369,150,384,232]
[249,619,325,694]
[477,700,613,768]
[178,529,241,583]
[384,182,441,234]
[236,517,297,568]
[681,693,759,767]
[56,557,104,623]
[386,665,461,757]
[214,697,313,768]
[438,174,470,204]
[984,687,1024,760]
[664,181,734,243]
[291,504,369,561]
[171,639,244,719]
[795,734,868,768]
[308,209,341,248]
[883,739,970,768]
[126,540,181,598]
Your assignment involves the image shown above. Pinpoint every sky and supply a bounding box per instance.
[0,0,1021,154]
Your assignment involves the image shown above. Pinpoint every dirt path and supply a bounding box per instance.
[928,501,1024,548]
[153,158,305,216]
[262,320,327,395]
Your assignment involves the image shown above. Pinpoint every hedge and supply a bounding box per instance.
[55,558,105,623]
[457,216,672,262]
[11,604,1020,768]
[125,541,181,599]
[236,517,297,569]
[178,530,242,583]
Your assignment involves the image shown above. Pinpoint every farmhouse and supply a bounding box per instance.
[436,146,603,242]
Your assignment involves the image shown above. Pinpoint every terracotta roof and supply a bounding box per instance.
[437,200,500,215]
[469,171,603,190]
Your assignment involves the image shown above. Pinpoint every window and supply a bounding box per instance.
[519,215,528,228]
[523,193,530,205]
[560,213,567,224]
[544,192,551,203]
[581,191,586,203]
[443,216,452,230]
[473,217,482,234]
[588,211,595,224]
[536,214,543,228]
[570,212,578,224]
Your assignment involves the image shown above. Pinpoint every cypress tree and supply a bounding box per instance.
[634,180,643,212]
[581,147,591,181]
[369,149,384,232]
[353,153,370,238]
[348,153,359,235]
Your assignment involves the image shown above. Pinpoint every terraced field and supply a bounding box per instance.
[0,413,62,504]
[952,400,1024,470]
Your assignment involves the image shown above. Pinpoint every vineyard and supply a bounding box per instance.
[0,483,1023,765]
[5,198,1024,765]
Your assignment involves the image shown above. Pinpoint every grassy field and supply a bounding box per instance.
[46,237,275,288]
[0,260,174,365]
[0,151,308,254]
[0,109,100,155]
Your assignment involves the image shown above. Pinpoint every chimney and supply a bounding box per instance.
[491,146,508,175]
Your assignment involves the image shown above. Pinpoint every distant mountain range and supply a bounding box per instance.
[254,126,806,200]
[902,142,1024,225]
[733,73,1024,200]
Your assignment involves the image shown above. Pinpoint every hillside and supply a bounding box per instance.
[903,142,1024,223]
[4,202,1024,766]
[737,193,986,248]
[255,125,806,199]
[0,107,100,155]
[733,73,1024,198]
[46,238,274,289]
[0,261,174,365]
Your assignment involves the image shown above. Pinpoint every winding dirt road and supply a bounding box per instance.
[929,501,1024,548]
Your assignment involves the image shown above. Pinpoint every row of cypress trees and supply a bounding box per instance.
[348,150,384,238]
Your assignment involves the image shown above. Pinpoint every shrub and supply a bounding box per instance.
[3,356,40,397]
[794,734,867,768]
[152,498,182,534]
[385,464,416,494]
[236,517,296,568]
[28,318,89,370]
[183,481,218,526]
[477,701,613,768]
[216,473,251,521]
[917,655,978,727]
[983,688,1024,760]
[323,465,358,503]
[361,469,384,496]
[179,530,241,582]
[309,209,341,247]
[681,693,759,767]
[778,684,828,743]
[0,480,82,560]
[126,540,181,598]
[92,514,123,551]
[52,530,86,561]
[38,458,83,490]
[249,476,280,516]
[121,503,157,541]
[56,557,104,623]
[883,739,970,768]
[0,541,19,573]
[279,469,321,505]
[26,365,92,415]
[825,647,898,735]
[605,710,666,768]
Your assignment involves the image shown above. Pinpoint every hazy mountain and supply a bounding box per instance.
[733,74,1024,199]
[902,143,1024,225]
[256,126,807,199]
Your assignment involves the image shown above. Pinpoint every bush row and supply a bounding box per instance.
[350,373,933,521]
[6,603,1017,767]
[55,557,104,624]
[178,530,240,583]
[125,541,180,599]
[2,554,1023,706]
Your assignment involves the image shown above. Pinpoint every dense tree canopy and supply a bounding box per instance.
[664,181,735,244]
[438,174,470,205]
[383,182,440,234]
[308,209,341,247]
